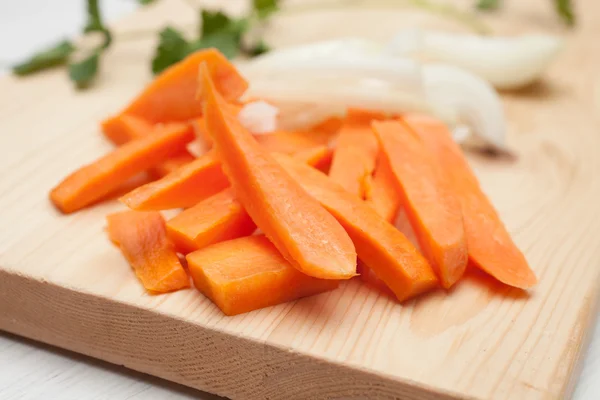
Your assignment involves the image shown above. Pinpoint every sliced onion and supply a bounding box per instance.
[238,100,279,134]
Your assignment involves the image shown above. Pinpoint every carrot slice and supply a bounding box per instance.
[402,114,537,288]
[101,114,154,145]
[166,146,331,253]
[255,130,335,154]
[187,235,338,316]
[200,62,357,280]
[101,114,196,178]
[122,49,248,123]
[364,154,401,224]
[372,120,468,289]
[274,154,438,301]
[50,123,194,213]
[107,210,190,293]
[168,188,256,254]
[120,150,227,210]
[328,109,382,198]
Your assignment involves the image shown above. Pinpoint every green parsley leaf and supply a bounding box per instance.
[137,0,157,4]
[69,51,100,89]
[253,0,279,19]
[201,10,232,37]
[83,0,112,48]
[12,40,75,76]
[555,0,575,25]
[476,0,500,10]
[247,40,270,56]
[190,31,241,59]
[152,27,191,74]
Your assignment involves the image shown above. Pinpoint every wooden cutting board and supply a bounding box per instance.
[1,0,599,399]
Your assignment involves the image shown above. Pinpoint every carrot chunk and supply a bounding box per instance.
[187,235,339,316]
[200,63,357,280]
[166,146,331,253]
[364,153,401,224]
[328,109,382,198]
[50,123,194,213]
[101,114,154,145]
[372,120,468,289]
[274,155,438,302]
[402,114,537,289]
[107,211,190,293]
[123,49,248,123]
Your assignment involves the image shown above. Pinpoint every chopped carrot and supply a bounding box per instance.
[120,150,227,210]
[372,120,468,289]
[187,235,338,316]
[50,123,194,213]
[274,154,438,301]
[255,130,335,154]
[122,49,248,123]
[101,114,154,145]
[200,62,357,280]
[328,109,382,198]
[101,114,196,178]
[107,210,190,293]
[168,188,256,254]
[402,114,537,288]
[290,146,333,171]
[166,146,331,253]
[364,153,401,224]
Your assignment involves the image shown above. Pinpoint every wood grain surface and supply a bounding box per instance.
[1,0,599,399]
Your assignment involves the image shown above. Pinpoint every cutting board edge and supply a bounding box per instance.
[0,267,470,400]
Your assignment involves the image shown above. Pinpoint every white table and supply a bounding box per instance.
[0,1,598,399]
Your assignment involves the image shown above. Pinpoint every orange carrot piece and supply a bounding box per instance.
[167,188,256,254]
[101,114,196,178]
[274,155,438,301]
[328,109,382,198]
[200,63,357,280]
[50,123,194,213]
[187,235,338,316]
[106,210,190,293]
[101,114,154,145]
[120,151,227,210]
[123,49,248,123]
[372,120,468,289]
[166,146,331,253]
[255,130,335,154]
[364,154,401,224]
[402,114,537,288]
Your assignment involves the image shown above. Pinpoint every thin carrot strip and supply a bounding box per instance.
[101,114,196,178]
[187,235,338,316]
[328,109,382,198]
[372,120,468,289]
[255,129,335,154]
[101,114,154,145]
[123,49,248,123]
[200,62,357,280]
[107,210,190,293]
[402,114,537,288]
[273,154,438,302]
[120,150,227,210]
[364,153,401,224]
[50,123,194,213]
[166,146,331,253]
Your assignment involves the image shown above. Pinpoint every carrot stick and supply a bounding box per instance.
[364,153,401,224]
[120,150,227,210]
[255,130,335,154]
[166,146,331,253]
[186,235,339,316]
[372,120,468,289]
[402,114,537,288]
[273,154,438,301]
[50,123,194,213]
[101,114,154,145]
[123,49,248,123]
[107,210,190,293]
[199,62,357,280]
[328,109,382,198]
[101,114,196,178]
